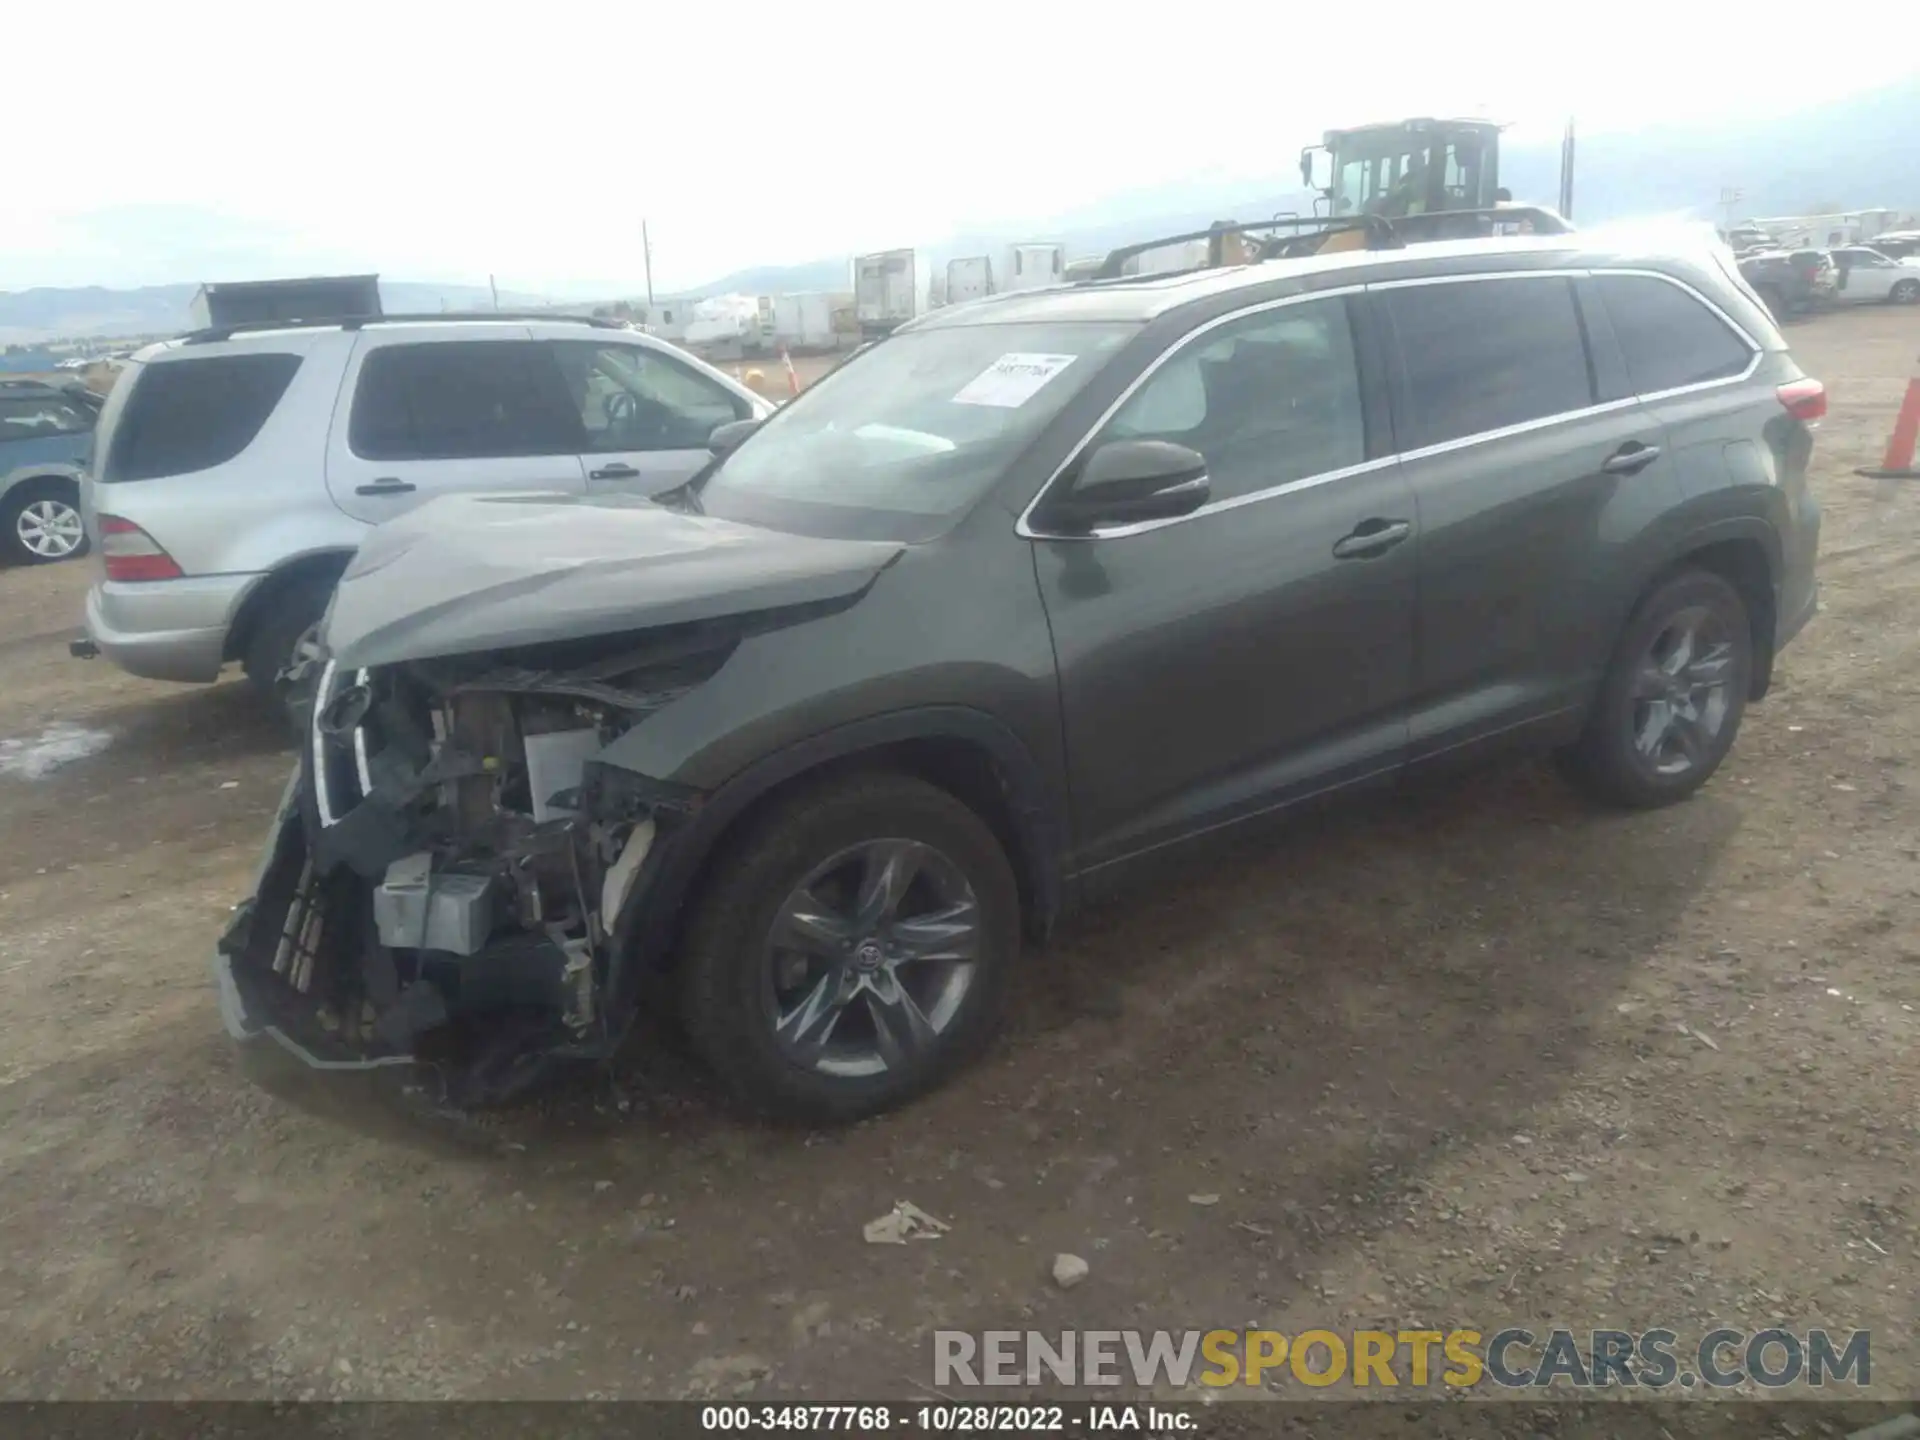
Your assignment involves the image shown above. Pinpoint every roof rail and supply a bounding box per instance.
[1388,205,1575,240]
[1083,205,1578,284]
[178,311,625,344]
[1087,216,1399,281]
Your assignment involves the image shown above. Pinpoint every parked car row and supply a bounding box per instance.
[147,222,1823,1120]
[1737,242,1920,320]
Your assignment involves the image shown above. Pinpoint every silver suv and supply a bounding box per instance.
[76,314,773,712]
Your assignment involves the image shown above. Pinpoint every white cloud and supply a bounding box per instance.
[5,0,1916,293]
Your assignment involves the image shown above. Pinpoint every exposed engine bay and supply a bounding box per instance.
[216,624,736,1105]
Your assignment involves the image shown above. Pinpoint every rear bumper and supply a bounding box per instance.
[83,572,261,683]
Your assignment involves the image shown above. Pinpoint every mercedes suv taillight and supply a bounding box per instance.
[97,515,184,581]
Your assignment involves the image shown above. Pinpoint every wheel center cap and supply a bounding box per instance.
[853,939,885,972]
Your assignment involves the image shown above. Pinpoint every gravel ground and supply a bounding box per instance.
[0,306,1916,1417]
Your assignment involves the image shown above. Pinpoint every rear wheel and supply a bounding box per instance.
[1,479,88,565]
[1557,569,1753,809]
[678,771,1020,1121]
[241,579,334,734]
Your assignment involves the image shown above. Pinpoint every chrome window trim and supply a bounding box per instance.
[1586,268,1764,403]
[1014,265,1766,544]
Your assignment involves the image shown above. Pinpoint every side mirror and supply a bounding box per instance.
[1046,439,1210,533]
[1299,145,1325,191]
[708,418,762,454]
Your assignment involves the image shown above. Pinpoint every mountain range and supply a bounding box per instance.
[693,82,1920,297]
[0,281,563,351]
[6,81,1917,344]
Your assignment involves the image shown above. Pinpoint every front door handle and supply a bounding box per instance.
[1332,518,1413,559]
[354,478,416,496]
[1602,441,1662,475]
[589,462,641,481]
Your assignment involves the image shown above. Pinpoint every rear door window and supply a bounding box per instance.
[349,341,582,461]
[1594,274,1755,395]
[101,353,301,481]
[1381,276,1595,450]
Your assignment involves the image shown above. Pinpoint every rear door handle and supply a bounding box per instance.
[354,478,416,496]
[1602,442,1662,475]
[589,463,641,480]
[1332,518,1413,559]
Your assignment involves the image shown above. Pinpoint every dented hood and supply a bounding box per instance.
[324,492,904,668]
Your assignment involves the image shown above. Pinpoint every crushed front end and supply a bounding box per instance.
[214,629,727,1106]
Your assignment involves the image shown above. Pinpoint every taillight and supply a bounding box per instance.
[1777,378,1827,423]
[98,515,184,582]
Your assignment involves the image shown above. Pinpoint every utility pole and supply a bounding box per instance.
[489,274,499,311]
[1558,118,1576,221]
[642,219,655,306]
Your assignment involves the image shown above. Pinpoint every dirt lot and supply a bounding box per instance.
[1,307,1918,1412]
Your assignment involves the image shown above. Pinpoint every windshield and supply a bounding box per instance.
[694,321,1137,541]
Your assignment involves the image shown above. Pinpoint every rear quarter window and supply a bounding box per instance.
[102,353,302,482]
[1594,274,1756,395]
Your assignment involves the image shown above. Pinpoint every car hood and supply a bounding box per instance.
[324,491,904,668]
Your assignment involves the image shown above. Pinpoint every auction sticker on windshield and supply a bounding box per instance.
[952,353,1077,408]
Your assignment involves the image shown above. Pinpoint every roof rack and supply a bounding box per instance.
[1083,206,1575,283]
[1087,216,1399,281]
[178,311,625,344]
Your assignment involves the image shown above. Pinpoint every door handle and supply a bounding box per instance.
[589,463,641,480]
[1601,442,1662,475]
[354,478,416,496]
[1332,518,1413,560]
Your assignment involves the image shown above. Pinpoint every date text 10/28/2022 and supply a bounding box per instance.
[700,1405,1193,1432]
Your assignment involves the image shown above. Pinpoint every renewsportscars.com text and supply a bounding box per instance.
[933,1327,1871,1390]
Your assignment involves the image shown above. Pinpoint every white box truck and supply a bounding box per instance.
[771,293,837,351]
[854,249,922,337]
[945,256,995,307]
[1003,243,1065,293]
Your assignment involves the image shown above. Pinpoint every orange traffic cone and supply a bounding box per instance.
[1859,352,1920,480]
[782,348,800,397]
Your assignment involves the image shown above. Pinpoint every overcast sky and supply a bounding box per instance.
[6,0,1916,296]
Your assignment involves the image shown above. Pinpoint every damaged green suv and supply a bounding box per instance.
[217,219,1822,1119]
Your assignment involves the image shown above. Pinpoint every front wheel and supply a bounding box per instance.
[678,771,1020,1121]
[1891,278,1920,305]
[1557,569,1753,809]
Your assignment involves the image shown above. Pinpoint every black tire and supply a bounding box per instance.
[241,579,334,733]
[1892,278,1920,305]
[678,770,1020,1121]
[1,478,89,566]
[1557,568,1753,809]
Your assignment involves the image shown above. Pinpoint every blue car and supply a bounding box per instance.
[0,378,100,564]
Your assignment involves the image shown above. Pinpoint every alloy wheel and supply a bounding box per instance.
[1629,604,1735,778]
[763,838,982,1079]
[16,498,85,560]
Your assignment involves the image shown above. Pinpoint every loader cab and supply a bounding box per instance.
[1302,118,1503,220]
